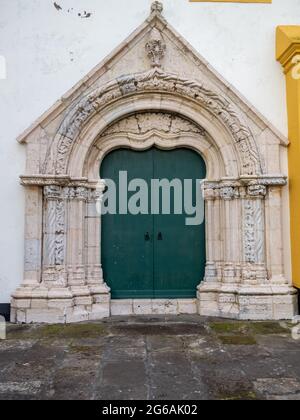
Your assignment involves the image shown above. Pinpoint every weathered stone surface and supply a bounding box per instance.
[0,316,300,400]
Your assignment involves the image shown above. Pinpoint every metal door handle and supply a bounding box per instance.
[157,232,163,241]
[145,232,150,241]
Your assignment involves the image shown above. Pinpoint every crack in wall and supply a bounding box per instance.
[53,2,92,18]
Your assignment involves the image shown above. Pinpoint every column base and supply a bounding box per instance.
[11,283,111,324]
[198,281,298,320]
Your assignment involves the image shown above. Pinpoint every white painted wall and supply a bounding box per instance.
[0,0,299,303]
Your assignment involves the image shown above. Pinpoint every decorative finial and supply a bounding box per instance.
[145,27,166,68]
[151,1,163,15]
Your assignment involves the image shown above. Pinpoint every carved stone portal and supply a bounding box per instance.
[11,3,298,323]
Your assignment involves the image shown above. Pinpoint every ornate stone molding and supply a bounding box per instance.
[101,112,206,138]
[53,68,263,176]
[202,176,287,202]
[20,175,101,189]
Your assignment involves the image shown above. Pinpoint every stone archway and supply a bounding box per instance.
[12,2,297,323]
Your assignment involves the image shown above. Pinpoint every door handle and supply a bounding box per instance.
[145,232,150,242]
[157,232,163,241]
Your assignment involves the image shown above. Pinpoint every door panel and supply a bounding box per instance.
[101,146,206,299]
[153,148,206,298]
[101,149,154,298]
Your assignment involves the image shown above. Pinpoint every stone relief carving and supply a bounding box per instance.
[243,199,265,264]
[55,200,65,266]
[43,186,66,267]
[243,200,256,264]
[247,184,267,197]
[53,68,262,176]
[43,186,96,269]
[151,1,163,14]
[44,185,62,200]
[101,112,206,138]
[255,202,265,265]
[220,186,239,200]
[145,27,166,68]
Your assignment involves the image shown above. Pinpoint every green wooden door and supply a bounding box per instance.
[101,147,206,299]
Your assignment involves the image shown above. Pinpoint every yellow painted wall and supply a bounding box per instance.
[277,26,300,289]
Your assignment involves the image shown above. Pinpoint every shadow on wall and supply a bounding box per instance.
[0,304,10,322]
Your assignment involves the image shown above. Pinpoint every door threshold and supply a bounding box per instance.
[111,299,198,316]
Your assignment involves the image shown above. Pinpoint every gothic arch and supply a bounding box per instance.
[46,69,263,179]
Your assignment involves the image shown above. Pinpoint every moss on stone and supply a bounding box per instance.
[209,322,248,334]
[249,322,289,335]
[55,323,107,339]
[7,323,107,340]
[6,324,38,340]
[218,335,257,345]
[218,390,258,400]
[209,321,290,338]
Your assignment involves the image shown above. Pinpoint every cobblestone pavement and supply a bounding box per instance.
[0,315,300,400]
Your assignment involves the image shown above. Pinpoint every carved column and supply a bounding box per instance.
[203,183,218,283]
[85,184,106,286]
[241,184,268,284]
[85,184,111,314]
[220,183,242,284]
[42,186,67,287]
[23,186,43,286]
[213,192,224,283]
[265,184,287,284]
[65,187,88,286]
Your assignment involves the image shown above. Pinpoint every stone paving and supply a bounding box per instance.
[0,315,300,400]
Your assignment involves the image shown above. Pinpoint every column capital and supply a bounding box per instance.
[276,26,300,73]
[44,185,62,200]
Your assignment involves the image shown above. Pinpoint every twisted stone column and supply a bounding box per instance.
[66,187,88,287]
[220,183,242,284]
[241,184,268,285]
[42,185,67,287]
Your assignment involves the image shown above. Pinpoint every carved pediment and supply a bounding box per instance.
[18,1,286,182]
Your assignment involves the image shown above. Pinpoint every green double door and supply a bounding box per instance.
[101,147,206,299]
